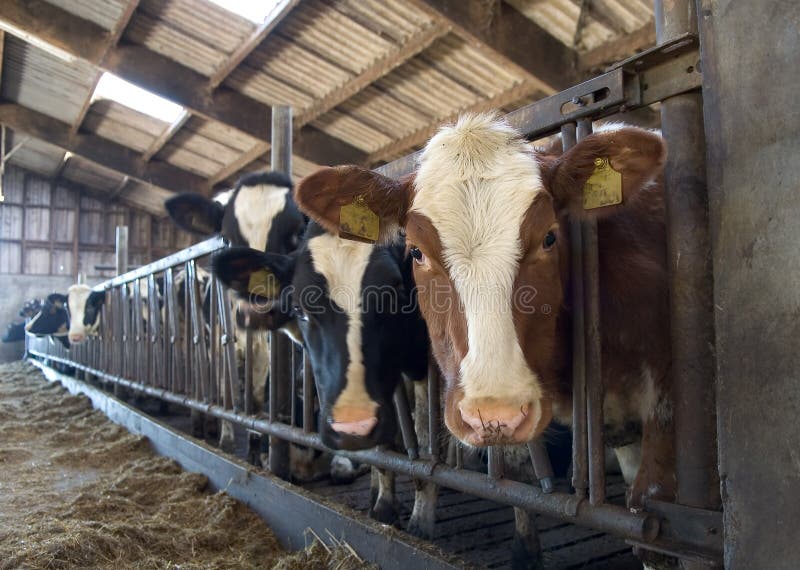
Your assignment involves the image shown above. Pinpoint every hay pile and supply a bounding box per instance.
[0,361,373,569]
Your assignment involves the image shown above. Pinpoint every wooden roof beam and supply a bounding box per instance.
[578,20,656,71]
[207,0,299,90]
[0,0,367,167]
[209,142,270,188]
[411,0,581,93]
[294,21,451,127]
[368,81,542,164]
[141,109,191,162]
[70,0,141,134]
[0,102,209,195]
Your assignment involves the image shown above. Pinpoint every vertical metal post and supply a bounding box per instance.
[393,382,419,460]
[268,105,293,480]
[577,119,605,506]
[655,2,719,566]
[114,226,128,397]
[487,446,504,480]
[564,122,588,499]
[427,359,441,459]
[302,350,314,433]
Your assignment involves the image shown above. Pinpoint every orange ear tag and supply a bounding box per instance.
[247,269,281,298]
[583,157,622,210]
[339,196,379,243]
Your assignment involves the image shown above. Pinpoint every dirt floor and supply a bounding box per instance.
[0,361,373,570]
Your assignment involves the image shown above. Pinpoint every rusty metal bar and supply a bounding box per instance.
[563,121,589,500]
[527,440,555,494]
[487,446,504,480]
[393,382,419,460]
[576,118,606,506]
[216,278,238,414]
[655,3,719,569]
[427,359,441,460]
[302,351,314,434]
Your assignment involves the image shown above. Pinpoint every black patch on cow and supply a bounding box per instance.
[83,290,106,327]
[2,322,25,343]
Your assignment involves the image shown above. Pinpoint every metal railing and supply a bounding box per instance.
[27,3,722,564]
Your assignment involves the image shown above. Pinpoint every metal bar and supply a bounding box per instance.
[564,121,589,500]
[393,382,419,460]
[487,446,504,480]
[302,350,314,434]
[427,359,441,459]
[527,440,555,494]
[576,118,605,506]
[28,352,665,545]
[655,4,719,569]
[268,104,293,480]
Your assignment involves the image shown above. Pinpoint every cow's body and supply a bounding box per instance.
[296,114,674,566]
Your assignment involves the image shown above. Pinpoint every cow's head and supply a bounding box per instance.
[165,171,305,253]
[297,114,666,447]
[25,293,69,344]
[66,284,105,344]
[212,222,428,451]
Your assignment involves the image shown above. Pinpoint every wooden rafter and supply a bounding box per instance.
[570,0,628,38]
[578,20,656,71]
[208,142,270,188]
[410,0,580,93]
[368,81,541,164]
[141,109,191,162]
[207,0,300,90]
[0,102,208,195]
[52,151,71,182]
[294,21,451,127]
[108,175,130,200]
[70,0,141,135]
[0,0,367,167]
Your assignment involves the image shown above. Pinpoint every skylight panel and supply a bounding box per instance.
[92,73,185,123]
[207,0,285,23]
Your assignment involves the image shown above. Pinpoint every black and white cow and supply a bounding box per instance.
[212,219,429,524]
[2,298,42,343]
[26,285,105,348]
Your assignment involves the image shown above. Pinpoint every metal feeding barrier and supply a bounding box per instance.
[26,0,723,565]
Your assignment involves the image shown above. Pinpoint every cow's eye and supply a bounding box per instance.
[543,231,557,249]
[409,247,424,263]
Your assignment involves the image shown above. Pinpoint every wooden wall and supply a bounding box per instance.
[0,165,193,279]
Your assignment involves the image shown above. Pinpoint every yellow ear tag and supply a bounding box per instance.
[247,269,280,298]
[339,196,379,243]
[583,157,622,210]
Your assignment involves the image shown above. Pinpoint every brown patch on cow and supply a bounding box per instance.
[295,166,415,243]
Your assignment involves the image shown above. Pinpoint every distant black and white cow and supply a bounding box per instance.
[212,219,429,524]
[2,298,42,343]
[26,285,105,348]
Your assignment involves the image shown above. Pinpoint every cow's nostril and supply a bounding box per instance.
[330,416,378,437]
[459,402,532,445]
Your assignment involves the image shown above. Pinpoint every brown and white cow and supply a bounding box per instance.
[295,113,674,510]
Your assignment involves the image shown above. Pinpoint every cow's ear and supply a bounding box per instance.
[47,293,68,308]
[87,290,106,308]
[295,166,414,244]
[542,127,666,219]
[165,193,224,235]
[211,247,295,300]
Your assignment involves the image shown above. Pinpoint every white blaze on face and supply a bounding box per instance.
[233,184,289,250]
[307,233,377,417]
[412,113,543,405]
[67,284,97,341]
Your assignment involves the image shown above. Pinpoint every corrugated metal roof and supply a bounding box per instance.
[125,0,255,77]
[46,0,131,30]
[5,133,65,177]
[82,100,166,153]
[1,36,96,124]
[506,0,654,51]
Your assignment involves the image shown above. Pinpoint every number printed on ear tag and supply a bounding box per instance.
[339,196,379,243]
[248,269,280,298]
[583,157,622,210]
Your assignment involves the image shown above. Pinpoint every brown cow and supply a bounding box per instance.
[295,114,674,511]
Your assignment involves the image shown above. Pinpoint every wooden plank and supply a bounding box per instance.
[578,21,656,71]
[0,103,209,195]
[207,0,299,89]
[368,81,539,164]
[294,21,450,127]
[141,110,191,162]
[0,0,367,167]
[208,142,269,188]
[410,0,580,92]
